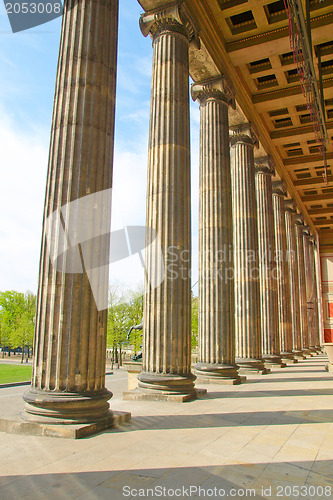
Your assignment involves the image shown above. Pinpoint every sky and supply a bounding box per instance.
[0,1,200,296]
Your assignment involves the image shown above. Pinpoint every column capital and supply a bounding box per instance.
[229,122,259,148]
[254,156,275,176]
[284,199,297,214]
[191,76,236,109]
[295,213,305,226]
[303,225,311,236]
[272,180,287,196]
[140,1,200,47]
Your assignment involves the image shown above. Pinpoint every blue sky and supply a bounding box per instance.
[0,1,200,295]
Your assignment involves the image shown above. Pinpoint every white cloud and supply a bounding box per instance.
[109,141,148,291]
[112,143,147,228]
[0,109,48,293]
[0,80,200,298]
[0,2,201,299]
[110,108,200,294]
[0,105,150,294]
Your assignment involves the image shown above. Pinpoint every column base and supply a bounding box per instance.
[124,372,200,402]
[325,363,333,373]
[194,363,245,385]
[280,351,298,364]
[11,411,130,439]
[302,348,314,357]
[123,361,142,373]
[262,355,286,368]
[292,350,306,360]
[308,346,319,355]
[22,387,113,425]
[123,387,207,402]
[235,358,270,375]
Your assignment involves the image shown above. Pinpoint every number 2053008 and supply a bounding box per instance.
[276,485,332,497]
[5,3,62,14]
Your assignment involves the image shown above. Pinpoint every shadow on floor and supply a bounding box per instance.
[265,368,327,374]
[111,409,333,432]
[1,460,332,500]
[204,388,333,398]
[246,376,331,383]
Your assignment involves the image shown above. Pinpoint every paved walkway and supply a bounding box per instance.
[0,357,32,365]
[0,355,332,499]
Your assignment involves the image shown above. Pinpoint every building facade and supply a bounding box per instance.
[22,0,332,428]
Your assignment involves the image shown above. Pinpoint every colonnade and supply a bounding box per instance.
[22,0,322,423]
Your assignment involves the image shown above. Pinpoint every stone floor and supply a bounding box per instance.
[0,354,332,499]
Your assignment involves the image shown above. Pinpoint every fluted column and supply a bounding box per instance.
[309,236,321,350]
[255,158,284,367]
[272,182,296,362]
[303,226,316,351]
[191,77,242,384]
[285,200,304,358]
[313,240,323,349]
[230,123,268,374]
[295,214,311,354]
[22,0,119,425]
[133,4,200,401]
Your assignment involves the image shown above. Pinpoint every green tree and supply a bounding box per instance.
[107,285,144,364]
[12,292,36,363]
[0,290,25,357]
[191,294,198,350]
[0,323,4,358]
[107,285,129,365]
[125,288,143,354]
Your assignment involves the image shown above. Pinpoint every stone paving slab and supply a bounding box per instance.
[0,357,332,499]
[0,410,131,439]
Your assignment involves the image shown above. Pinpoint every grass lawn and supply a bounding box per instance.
[0,364,32,384]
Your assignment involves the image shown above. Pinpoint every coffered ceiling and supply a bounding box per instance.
[138,0,333,249]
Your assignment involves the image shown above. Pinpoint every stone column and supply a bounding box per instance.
[129,4,200,401]
[272,182,296,363]
[22,0,119,427]
[255,158,284,367]
[303,227,316,351]
[309,236,321,350]
[230,123,268,374]
[313,240,323,349]
[191,77,242,385]
[295,214,312,355]
[285,200,305,359]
